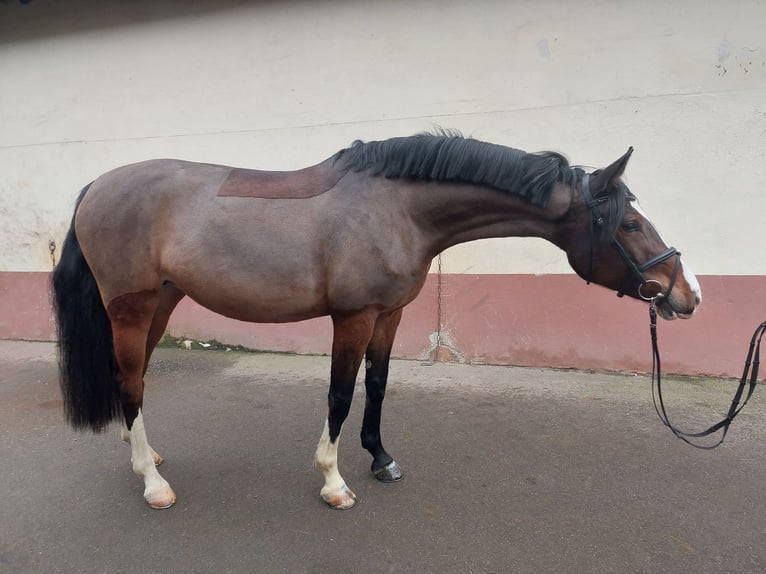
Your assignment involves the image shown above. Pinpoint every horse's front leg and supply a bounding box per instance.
[314,311,376,510]
[361,309,404,482]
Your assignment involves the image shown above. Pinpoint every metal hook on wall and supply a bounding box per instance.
[48,239,57,269]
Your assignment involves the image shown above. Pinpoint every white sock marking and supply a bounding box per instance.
[314,419,346,497]
[124,410,173,505]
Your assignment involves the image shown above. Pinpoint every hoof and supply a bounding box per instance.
[144,484,176,510]
[321,484,357,510]
[373,460,403,483]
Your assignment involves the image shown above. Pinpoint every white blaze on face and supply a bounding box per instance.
[679,257,702,304]
[630,199,702,304]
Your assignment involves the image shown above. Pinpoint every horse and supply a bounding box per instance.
[52,132,702,510]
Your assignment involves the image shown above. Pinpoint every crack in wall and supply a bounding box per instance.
[420,254,466,364]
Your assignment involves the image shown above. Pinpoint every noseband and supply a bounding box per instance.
[580,173,681,300]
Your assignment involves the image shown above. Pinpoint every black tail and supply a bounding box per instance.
[52,184,121,432]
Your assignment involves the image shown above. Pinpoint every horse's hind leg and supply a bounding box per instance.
[108,289,176,509]
[361,309,403,482]
[120,283,186,467]
[142,282,186,371]
[120,416,164,466]
[314,310,376,509]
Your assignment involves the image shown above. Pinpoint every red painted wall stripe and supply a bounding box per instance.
[3,271,765,377]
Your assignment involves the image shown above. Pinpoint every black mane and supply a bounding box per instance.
[334,131,580,208]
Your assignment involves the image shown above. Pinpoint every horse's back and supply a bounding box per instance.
[79,159,232,223]
[73,157,430,322]
[73,159,342,319]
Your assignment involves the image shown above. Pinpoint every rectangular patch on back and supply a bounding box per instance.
[217,159,344,199]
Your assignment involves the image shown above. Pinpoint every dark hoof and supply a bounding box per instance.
[372,460,403,483]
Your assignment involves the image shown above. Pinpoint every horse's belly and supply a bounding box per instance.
[173,268,328,323]
[180,280,329,324]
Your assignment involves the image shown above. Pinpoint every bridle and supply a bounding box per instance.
[580,173,681,301]
[580,173,761,448]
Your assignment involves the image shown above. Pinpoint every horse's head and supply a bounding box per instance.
[561,148,702,320]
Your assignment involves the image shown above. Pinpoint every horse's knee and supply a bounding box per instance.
[365,379,386,403]
[328,388,353,410]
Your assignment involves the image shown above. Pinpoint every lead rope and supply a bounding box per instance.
[649,299,766,449]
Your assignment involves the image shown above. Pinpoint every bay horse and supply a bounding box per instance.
[52,132,701,510]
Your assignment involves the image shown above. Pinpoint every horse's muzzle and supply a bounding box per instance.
[656,294,698,321]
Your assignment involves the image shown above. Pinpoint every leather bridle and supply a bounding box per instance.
[580,173,681,301]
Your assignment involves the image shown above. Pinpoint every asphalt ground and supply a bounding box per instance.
[1,340,765,574]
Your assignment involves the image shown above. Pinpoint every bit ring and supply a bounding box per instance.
[638,279,664,301]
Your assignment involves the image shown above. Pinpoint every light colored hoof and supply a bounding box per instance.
[144,484,176,510]
[151,451,164,466]
[373,460,403,483]
[321,484,357,510]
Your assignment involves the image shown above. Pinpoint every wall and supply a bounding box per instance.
[1,0,765,376]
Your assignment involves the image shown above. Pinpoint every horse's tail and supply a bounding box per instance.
[52,184,121,432]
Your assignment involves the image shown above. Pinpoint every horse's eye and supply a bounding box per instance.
[621,221,641,232]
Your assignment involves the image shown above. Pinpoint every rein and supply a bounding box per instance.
[648,301,765,449]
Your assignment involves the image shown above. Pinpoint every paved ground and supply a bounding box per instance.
[1,340,765,574]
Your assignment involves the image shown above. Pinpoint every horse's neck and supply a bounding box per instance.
[407,180,573,255]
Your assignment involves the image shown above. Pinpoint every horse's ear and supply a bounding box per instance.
[591,147,634,196]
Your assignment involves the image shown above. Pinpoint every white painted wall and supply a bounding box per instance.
[1,0,764,275]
